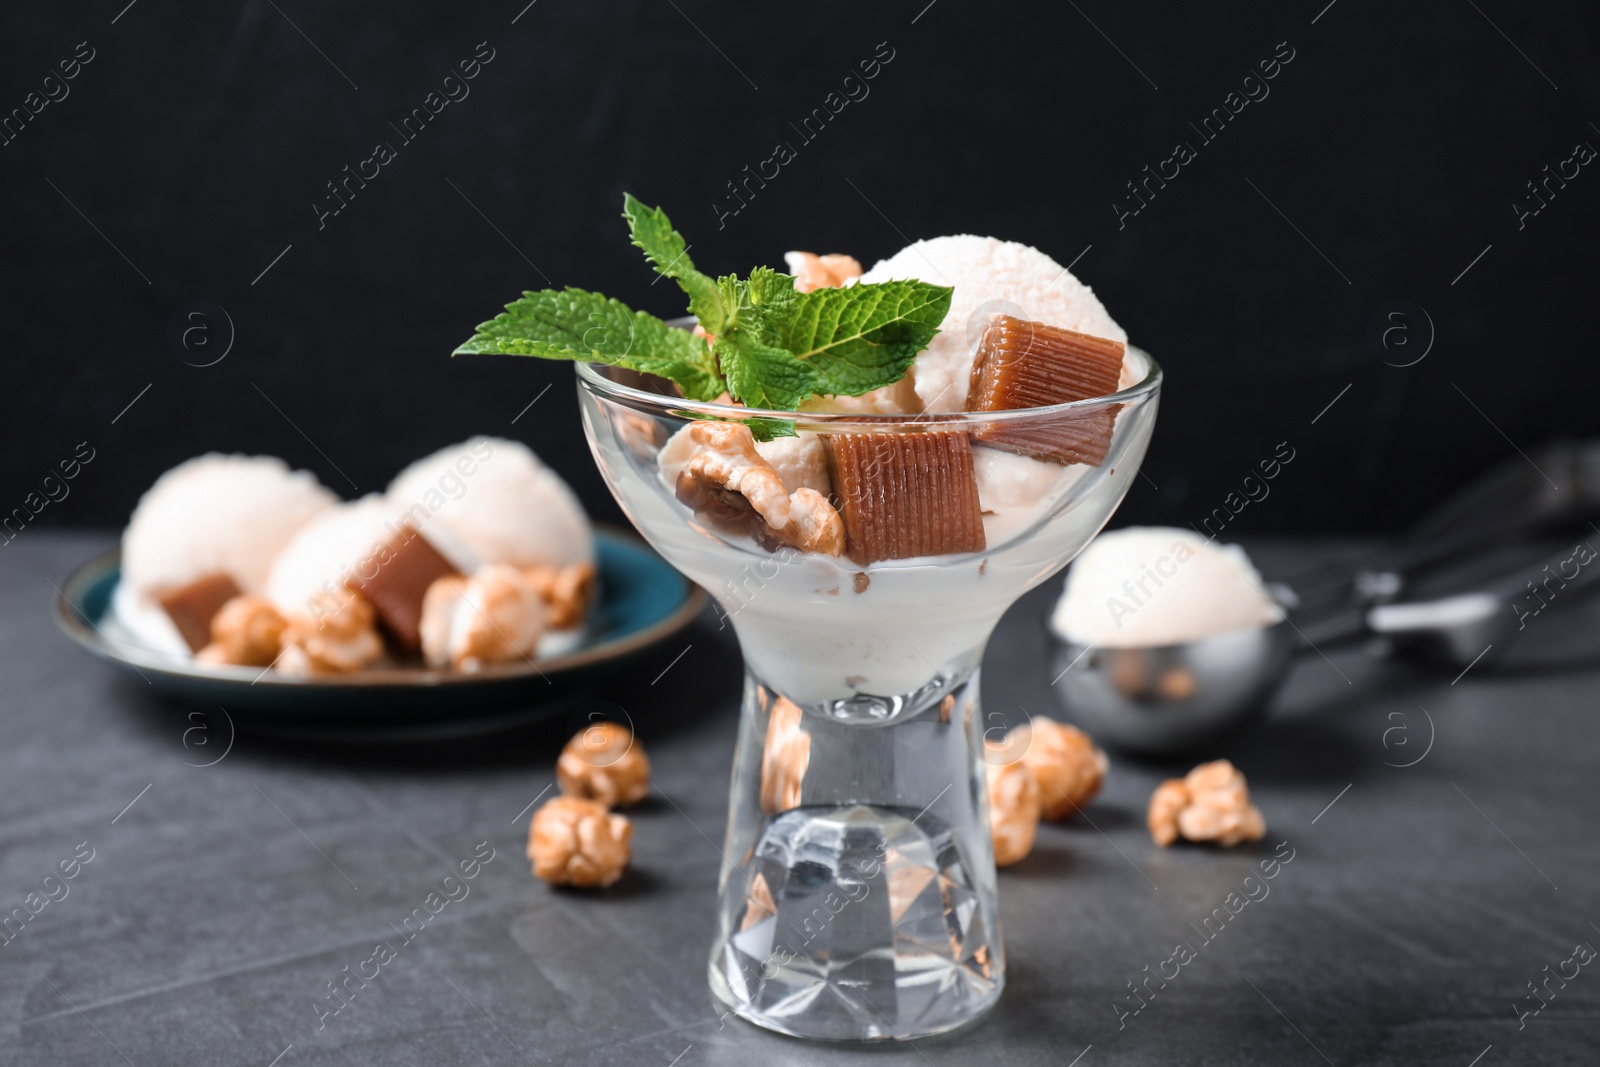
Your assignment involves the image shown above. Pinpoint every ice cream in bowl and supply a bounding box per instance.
[456,196,1162,1041]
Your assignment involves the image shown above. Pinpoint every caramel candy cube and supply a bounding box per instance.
[157,573,243,652]
[821,431,986,565]
[967,314,1125,466]
[346,524,459,652]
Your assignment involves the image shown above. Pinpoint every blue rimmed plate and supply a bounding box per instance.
[54,529,705,738]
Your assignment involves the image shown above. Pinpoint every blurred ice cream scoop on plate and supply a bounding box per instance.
[115,454,338,657]
[57,439,702,735]
[387,437,593,571]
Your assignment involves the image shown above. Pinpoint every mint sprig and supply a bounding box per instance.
[622,195,724,333]
[453,194,954,437]
[456,287,726,401]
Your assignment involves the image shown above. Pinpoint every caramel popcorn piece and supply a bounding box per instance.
[674,421,844,556]
[528,796,632,888]
[419,566,545,672]
[984,743,1042,867]
[619,411,667,460]
[157,573,243,652]
[197,596,288,667]
[1147,760,1266,848]
[1146,779,1189,848]
[821,431,986,564]
[521,561,597,630]
[278,595,384,675]
[783,251,863,293]
[557,721,651,808]
[1008,717,1108,821]
[740,872,777,932]
[760,695,811,814]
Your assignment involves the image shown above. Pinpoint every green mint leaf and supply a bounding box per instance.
[622,193,725,334]
[771,279,953,398]
[695,413,798,442]
[713,325,815,411]
[453,287,725,401]
[460,198,955,416]
[744,417,798,442]
[710,271,816,410]
[744,266,801,317]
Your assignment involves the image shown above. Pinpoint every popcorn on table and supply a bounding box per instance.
[528,796,632,888]
[557,722,651,809]
[1010,716,1108,822]
[1147,760,1266,847]
[984,744,1043,868]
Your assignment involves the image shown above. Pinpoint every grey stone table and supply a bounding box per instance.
[6,532,1600,1066]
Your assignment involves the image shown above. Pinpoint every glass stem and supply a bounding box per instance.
[707,662,1004,1041]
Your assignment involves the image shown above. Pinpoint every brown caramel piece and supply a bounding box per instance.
[821,431,986,565]
[967,314,1125,466]
[157,573,242,652]
[345,523,460,652]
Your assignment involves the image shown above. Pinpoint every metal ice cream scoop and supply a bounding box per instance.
[1050,588,1516,757]
[1049,440,1600,758]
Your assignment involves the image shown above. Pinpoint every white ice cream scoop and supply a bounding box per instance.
[1046,528,1293,756]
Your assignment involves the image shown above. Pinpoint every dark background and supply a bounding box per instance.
[4,0,1598,536]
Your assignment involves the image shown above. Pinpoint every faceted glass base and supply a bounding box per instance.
[710,803,1002,1040]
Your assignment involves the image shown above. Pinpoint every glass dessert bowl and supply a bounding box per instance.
[576,349,1161,1041]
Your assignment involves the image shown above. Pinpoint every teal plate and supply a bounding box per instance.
[54,530,704,739]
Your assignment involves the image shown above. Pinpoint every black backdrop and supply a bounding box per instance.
[4,0,1598,537]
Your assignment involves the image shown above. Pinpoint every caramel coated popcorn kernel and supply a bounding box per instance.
[557,721,651,808]
[277,595,384,675]
[984,743,1042,867]
[783,251,863,293]
[1147,760,1266,848]
[760,696,811,815]
[1009,716,1108,821]
[528,796,633,888]
[521,561,597,630]
[420,566,546,672]
[675,422,844,555]
[1147,779,1189,848]
[197,595,288,668]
